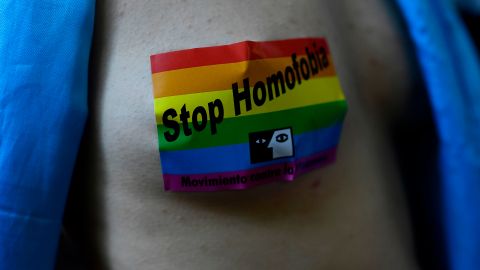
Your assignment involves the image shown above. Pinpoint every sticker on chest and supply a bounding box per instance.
[150,37,347,192]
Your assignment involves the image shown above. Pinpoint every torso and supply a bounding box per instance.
[74,0,419,269]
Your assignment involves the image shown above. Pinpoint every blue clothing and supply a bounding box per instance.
[396,0,480,269]
[0,1,94,269]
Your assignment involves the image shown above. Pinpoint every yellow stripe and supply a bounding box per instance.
[151,55,336,98]
[154,76,344,124]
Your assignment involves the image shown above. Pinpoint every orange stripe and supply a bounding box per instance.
[152,54,335,98]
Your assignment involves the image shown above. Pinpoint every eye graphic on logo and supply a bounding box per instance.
[248,127,294,164]
[276,133,288,143]
[256,138,267,144]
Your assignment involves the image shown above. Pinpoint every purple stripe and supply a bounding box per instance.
[163,148,337,192]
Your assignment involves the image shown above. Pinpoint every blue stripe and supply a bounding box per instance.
[160,123,343,174]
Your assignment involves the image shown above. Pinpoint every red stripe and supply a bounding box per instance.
[150,37,330,74]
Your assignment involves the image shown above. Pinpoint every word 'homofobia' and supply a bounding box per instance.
[162,43,329,142]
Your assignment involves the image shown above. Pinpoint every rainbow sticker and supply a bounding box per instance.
[150,37,347,192]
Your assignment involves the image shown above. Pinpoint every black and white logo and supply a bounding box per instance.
[248,127,294,164]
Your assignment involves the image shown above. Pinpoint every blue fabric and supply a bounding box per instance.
[0,1,94,269]
[396,0,480,270]
[457,0,480,12]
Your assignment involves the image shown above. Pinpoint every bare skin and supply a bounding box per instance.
[71,0,420,269]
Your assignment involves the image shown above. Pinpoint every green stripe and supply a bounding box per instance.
[157,100,347,151]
